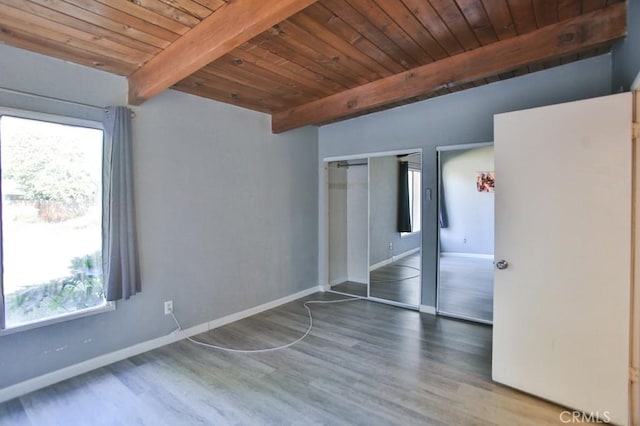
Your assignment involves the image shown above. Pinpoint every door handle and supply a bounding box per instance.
[496,260,509,270]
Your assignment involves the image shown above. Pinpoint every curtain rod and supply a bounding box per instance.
[0,86,107,113]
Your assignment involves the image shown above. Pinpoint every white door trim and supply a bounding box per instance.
[631,89,640,426]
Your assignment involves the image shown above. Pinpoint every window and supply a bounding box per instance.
[0,114,107,331]
[403,168,421,235]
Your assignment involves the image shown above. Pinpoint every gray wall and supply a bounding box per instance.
[0,44,319,388]
[440,146,495,255]
[612,0,640,91]
[369,156,420,266]
[319,54,612,307]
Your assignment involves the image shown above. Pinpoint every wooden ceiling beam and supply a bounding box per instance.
[128,0,318,105]
[271,3,626,133]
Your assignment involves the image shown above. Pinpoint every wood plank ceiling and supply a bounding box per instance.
[0,0,628,133]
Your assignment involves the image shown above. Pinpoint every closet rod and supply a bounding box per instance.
[335,162,367,168]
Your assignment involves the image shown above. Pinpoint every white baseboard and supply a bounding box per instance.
[370,247,420,271]
[0,284,324,404]
[369,257,393,271]
[329,277,348,286]
[397,247,420,260]
[348,277,368,285]
[419,305,437,315]
[440,252,494,260]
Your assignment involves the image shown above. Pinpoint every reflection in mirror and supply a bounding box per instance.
[437,145,494,323]
[368,153,421,306]
[328,159,369,297]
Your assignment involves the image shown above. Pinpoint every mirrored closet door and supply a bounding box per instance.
[328,159,369,298]
[326,151,422,310]
[368,153,421,307]
[436,144,494,323]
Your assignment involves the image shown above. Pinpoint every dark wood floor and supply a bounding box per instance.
[330,252,421,306]
[0,292,568,425]
[438,255,494,323]
[370,252,421,306]
[331,280,367,297]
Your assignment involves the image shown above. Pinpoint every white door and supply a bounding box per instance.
[493,93,632,425]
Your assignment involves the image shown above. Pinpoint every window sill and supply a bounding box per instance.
[400,231,421,239]
[0,302,115,336]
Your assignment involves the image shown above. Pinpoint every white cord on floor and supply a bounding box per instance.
[170,296,362,354]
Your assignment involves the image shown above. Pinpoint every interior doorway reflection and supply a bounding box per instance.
[437,144,494,323]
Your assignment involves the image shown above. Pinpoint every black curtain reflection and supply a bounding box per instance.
[397,161,412,233]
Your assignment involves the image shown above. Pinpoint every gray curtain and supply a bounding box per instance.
[438,156,449,228]
[397,161,412,233]
[103,106,140,301]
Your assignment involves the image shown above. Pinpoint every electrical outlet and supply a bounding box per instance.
[164,300,173,315]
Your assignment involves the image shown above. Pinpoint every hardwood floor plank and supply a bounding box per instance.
[330,280,367,297]
[438,255,494,322]
[19,371,112,426]
[1,292,572,425]
[84,369,166,426]
[370,251,421,305]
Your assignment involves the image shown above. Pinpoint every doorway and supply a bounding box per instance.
[328,159,369,297]
[436,144,494,323]
[325,150,422,310]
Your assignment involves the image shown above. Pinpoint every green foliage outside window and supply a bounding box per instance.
[3,133,100,222]
[5,252,104,324]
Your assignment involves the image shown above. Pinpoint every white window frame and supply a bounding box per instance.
[401,166,421,238]
[0,107,114,336]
